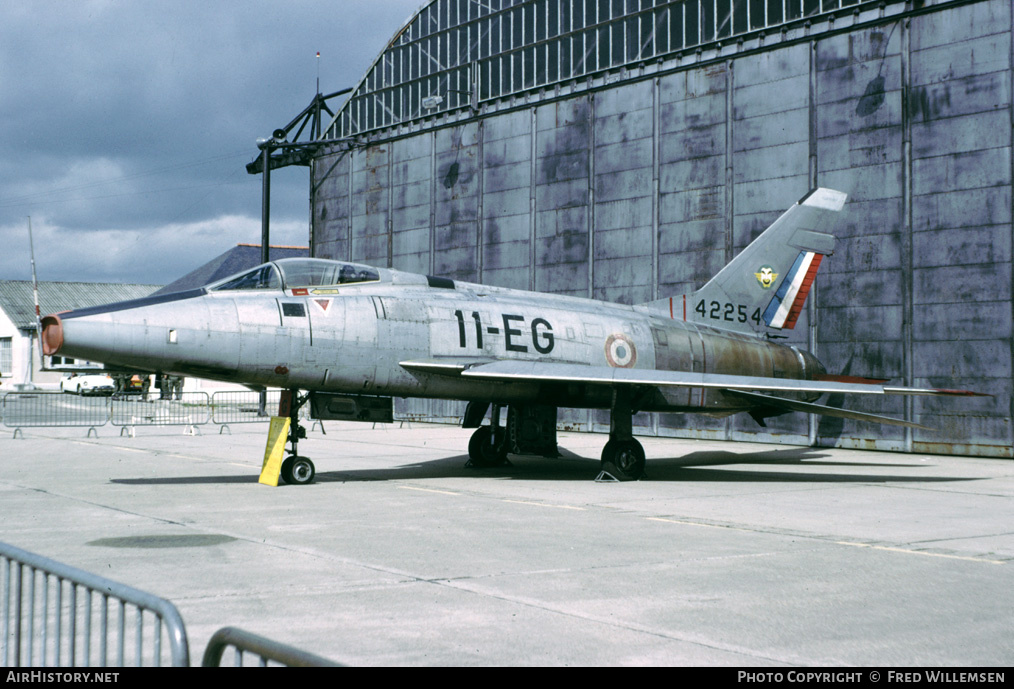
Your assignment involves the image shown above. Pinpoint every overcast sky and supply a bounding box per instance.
[0,1,422,286]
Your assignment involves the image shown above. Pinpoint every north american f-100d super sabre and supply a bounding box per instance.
[41,188,982,482]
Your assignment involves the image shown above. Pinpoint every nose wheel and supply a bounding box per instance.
[281,455,316,485]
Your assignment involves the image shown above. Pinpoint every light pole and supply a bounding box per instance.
[256,129,288,264]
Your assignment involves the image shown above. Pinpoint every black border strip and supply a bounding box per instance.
[58,288,207,320]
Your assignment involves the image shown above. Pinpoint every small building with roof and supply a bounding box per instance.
[0,280,160,388]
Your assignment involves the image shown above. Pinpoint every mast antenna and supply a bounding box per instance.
[27,217,44,379]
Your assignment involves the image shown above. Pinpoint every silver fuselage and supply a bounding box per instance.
[51,264,822,415]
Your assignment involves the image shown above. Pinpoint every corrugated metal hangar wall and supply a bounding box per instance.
[310,0,1012,458]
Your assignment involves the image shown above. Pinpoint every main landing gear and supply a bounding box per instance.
[466,403,510,467]
[279,390,316,485]
[597,388,645,482]
[463,396,645,481]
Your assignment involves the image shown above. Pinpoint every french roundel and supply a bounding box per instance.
[604,333,636,368]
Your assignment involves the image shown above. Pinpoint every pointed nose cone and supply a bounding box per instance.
[40,288,243,382]
[39,289,209,368]
[42,308,137,366]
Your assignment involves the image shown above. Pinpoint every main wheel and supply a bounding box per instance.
[287,456,316,485]
[601,439,645,481]
[468,426,509,467]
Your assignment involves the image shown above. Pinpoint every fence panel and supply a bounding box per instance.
[210,391,281,425]
[109,393,210,429]
[1,541,189,667]
[2,392,109,430]
[2,389,318,433]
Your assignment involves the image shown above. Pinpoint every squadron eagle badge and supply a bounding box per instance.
[755,265,778,289]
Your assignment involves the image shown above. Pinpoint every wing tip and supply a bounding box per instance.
[930,388,991,397]
[883,386,991,397]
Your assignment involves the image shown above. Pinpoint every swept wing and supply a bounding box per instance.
[400,358,984,430]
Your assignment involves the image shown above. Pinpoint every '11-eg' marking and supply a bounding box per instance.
[455,310,554,353]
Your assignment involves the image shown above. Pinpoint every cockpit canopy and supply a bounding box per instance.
[211,258,381,292]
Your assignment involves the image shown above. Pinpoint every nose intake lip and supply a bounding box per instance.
[41,314,64,355]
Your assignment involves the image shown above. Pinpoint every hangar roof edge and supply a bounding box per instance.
[322,0,914,142]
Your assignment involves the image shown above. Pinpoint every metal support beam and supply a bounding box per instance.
[260,146,271,265]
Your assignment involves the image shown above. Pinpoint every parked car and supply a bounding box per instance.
[60,374,116,396]
[111,373,145,395]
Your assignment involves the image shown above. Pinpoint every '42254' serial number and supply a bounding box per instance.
[696,300,762,325]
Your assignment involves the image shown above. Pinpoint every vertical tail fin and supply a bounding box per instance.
[680,188,846,334]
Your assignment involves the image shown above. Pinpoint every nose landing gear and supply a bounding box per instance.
[279,390,316,485]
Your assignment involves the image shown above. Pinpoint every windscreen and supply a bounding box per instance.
[276,259,379,288]
[212,264,282,291]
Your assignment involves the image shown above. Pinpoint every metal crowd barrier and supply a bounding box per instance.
[2,392,110,436]
[2,390,403,437]
[210,390,281,425]
[1,391,291,437]
[201,627,342,667]
[1,541,189,667]
[110,392,210,435]
[2,542,343,667]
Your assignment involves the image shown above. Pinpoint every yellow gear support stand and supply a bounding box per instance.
[259,416,291,486]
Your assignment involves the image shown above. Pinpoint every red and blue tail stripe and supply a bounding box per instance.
[762,251,823,329]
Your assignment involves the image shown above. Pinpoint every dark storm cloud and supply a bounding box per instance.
[0,0,421,283]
